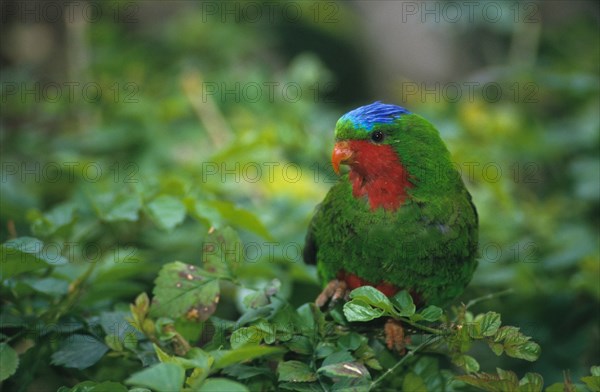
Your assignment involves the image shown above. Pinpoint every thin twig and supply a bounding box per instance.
[465,288,514,310]
[369,335,441,390]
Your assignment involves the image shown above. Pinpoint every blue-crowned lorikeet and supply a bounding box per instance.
[304,102,478,348]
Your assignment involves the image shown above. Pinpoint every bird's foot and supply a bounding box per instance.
[384,318,410,354]
[315,279,349,308]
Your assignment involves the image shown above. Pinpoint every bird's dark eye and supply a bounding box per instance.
[371,131,384,143]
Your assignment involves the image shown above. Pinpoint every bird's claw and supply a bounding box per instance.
[384,318,410,354]
[316,279,349,308]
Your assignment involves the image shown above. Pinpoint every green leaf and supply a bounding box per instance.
[469,312,502,338]
[318,361,370,379]
[31,202,76,237]
[91,191,142,222]
[402,372,427,392]
[322,350,354,366]
[581,376,600,392]
[278,360,317,382]
[221,364,272,380]
[491,326,541,362]
[343,299,385,322]
[592,366,600,376]
[230,326,267,349]
[50,334,109,369]
[202,227,243,278]
[286,336,313,355]
[1,237,68,280]
[456,369,543,392]
[391,290,416,316]
[338,332,364,351]
[210,346,285,370]
[0,343,19,381]
[146,195,186,231]
[199,200,273,240]
[150,261,220,321]
[57,381,130,392]
[126,362,185,391]
[154,345,213,371]
[518,372,544,392]
[348,286,395,313]
[479,312,502,336]
[279,382,323,391]
[418,305,443,322]
[198,378,250,392]
[452,354,480,373]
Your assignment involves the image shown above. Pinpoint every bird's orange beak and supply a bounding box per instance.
[332,141,354,175]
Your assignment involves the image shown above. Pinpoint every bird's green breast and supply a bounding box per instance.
[313,177,478,306]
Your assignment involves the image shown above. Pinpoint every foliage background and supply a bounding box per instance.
[1,0,598,390]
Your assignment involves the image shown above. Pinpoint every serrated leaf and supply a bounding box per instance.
[477,312,502,337]
[492,326,541,362]
[230,326,266,349]
[348,286,395,313]
[201,200,273,240]
[452,354,480,373]
[509,341,541,362]
[318,361,370,379]
[202,227,243,278]
[402,372,427,392]
[51,335,109,370]
[456,370,518,392]
[210,346,285,370]
[479,312,502,336]
[456,369,543,392]
[518,372,544,392]
[488,341,504,356]
[278,360,317,382]
[279,382,323,391]
[91,191,141,222]
[343,299,385,322]
[31,202,76,237]
[146,195,186,231]
[581,376,600,392]
[419,305,443,322]
[0,343,19,381]
[322,350,354,367]
[338,332,363,351]
[150,261,220,321]
[391,290,416,316]
[315,342,336,359]
[198,378,249,392]
[57,381,130,392]
[126,362,185,391]
[1,237,68,280]
[222,364,272,380]
[286,336,313,355]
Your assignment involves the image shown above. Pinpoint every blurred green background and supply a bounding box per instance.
[1,0,598,390]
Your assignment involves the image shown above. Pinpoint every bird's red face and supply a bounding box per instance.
[331,140,413,211]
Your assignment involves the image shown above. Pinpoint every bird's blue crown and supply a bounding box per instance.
[339,102,411,131]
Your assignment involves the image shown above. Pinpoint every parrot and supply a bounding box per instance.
[304,102,478,349]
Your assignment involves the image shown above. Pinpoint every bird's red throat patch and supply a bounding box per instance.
[345,140,413,211]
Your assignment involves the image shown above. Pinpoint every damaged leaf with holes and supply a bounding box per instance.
[150,261,220,322]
